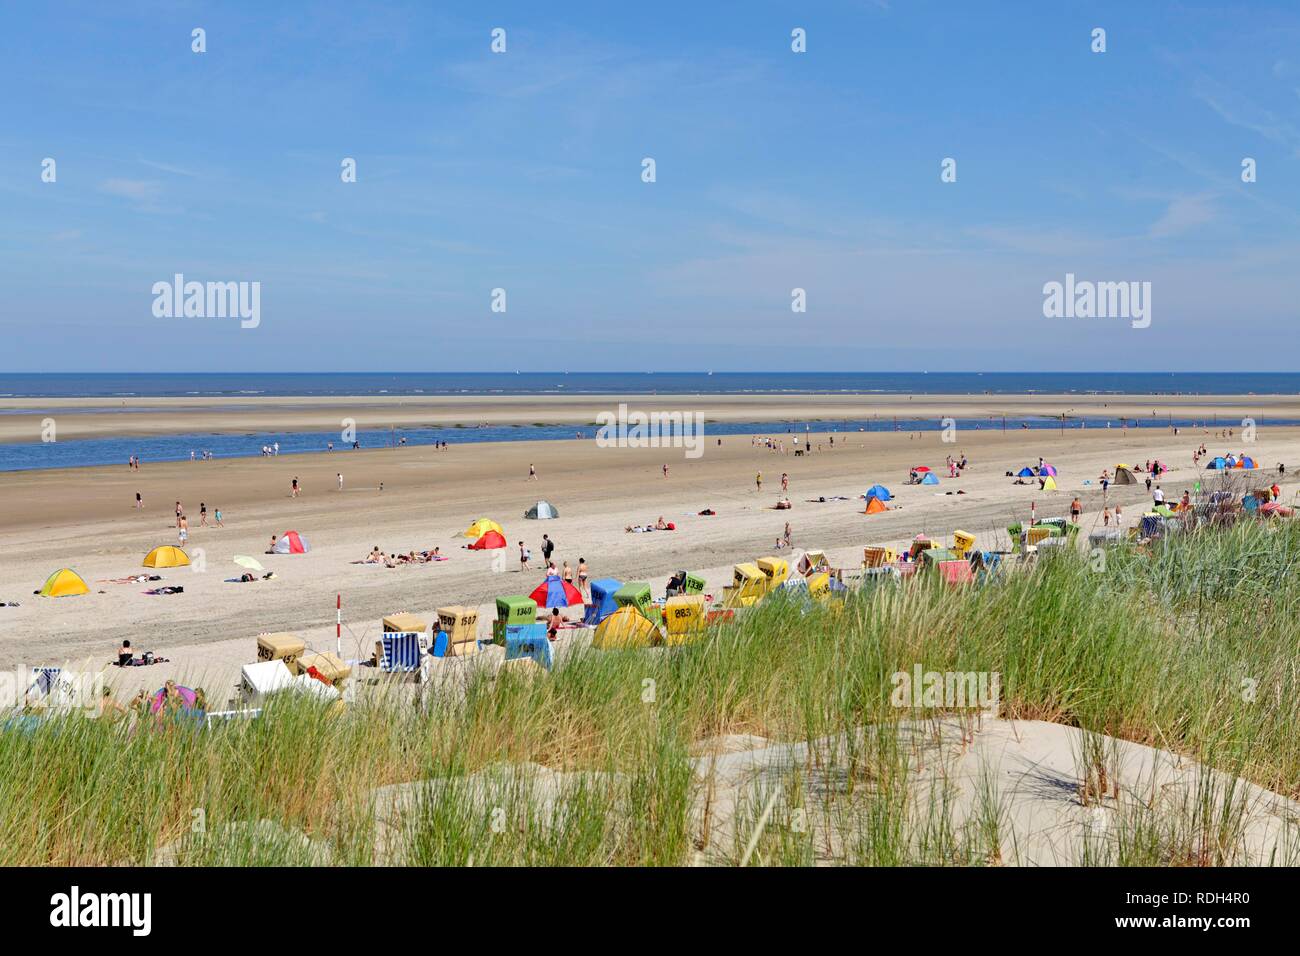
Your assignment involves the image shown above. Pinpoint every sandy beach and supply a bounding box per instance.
[1,398,1292,700]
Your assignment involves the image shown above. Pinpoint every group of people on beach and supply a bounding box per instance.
[360,545,443,566]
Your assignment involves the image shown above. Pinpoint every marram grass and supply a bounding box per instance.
[1,519,1297,865]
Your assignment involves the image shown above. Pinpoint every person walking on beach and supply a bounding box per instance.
[178,515,188,548]
[755,472,763,492]
[1153,485,1164,507]
[663,463,669,479]
[199,503,207,526]
[175,501,184,528]
[577,557,589,597]
[291,476,300,498]
[519,541,530,571]
[781,472,789,492]
[541,534,554,565]
[1114,503,1123,529]
[1070,497,1082,523]
[135,492,143,510]
[214,507,223,527]
[337,473,343,491]
[1103,507,1111,527]
[528,463,537,481]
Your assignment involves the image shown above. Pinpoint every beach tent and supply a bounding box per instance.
[143,545,190,569]
[469,530,507,550]
[1152,504,1176,518]
[592,605,660,649]
[864,483,892,502]
[38,568,89,598]
[461,518,504,539]
[272,531,310,554]
[919,472,940,485]
[1239,456,1257,469]
[1041,476,1058,491]
[583,578,622,625]
[864,496,889,514]
[1113,465,1136,484]
[529,575,584,608]
[1205,457,1227,470]
[524,501,558,519]
[1041,463,1058,477]
[1016,467,1036,478]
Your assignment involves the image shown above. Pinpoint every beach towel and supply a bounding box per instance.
[143,586,184,595]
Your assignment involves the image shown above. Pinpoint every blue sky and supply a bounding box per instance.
[2,0,1299,372]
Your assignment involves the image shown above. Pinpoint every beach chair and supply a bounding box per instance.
[937,560,973,586]
[380,632,421,672]
[757,557,789,591]
[504,623,552,669]
[1026,527,1052,546]
[495,595,538,642]
[663,595,708,645]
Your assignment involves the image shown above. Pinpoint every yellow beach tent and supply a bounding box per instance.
[592,605,661,649]
[1041,476,1058,491]
[39,568,89,598]
[461,518,504,539]
[143,545,190,568]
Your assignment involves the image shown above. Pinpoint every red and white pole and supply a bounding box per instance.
[336,594,342,656]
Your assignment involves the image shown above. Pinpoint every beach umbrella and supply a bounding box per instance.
[1041,463,1058,477]
[529,575,584,608]
[233,555,264,572]
[912,465,932,472]
[469,530,507,550]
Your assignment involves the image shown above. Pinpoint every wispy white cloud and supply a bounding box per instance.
[99,178,160,201]
[138,158,198,177]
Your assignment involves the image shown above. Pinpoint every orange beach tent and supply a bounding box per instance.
[864,496,889,514]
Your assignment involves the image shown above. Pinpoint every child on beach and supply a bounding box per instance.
[200,503,207,526]
[214,507,223,527]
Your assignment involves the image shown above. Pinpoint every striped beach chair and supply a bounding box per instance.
[381,631,421,672]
